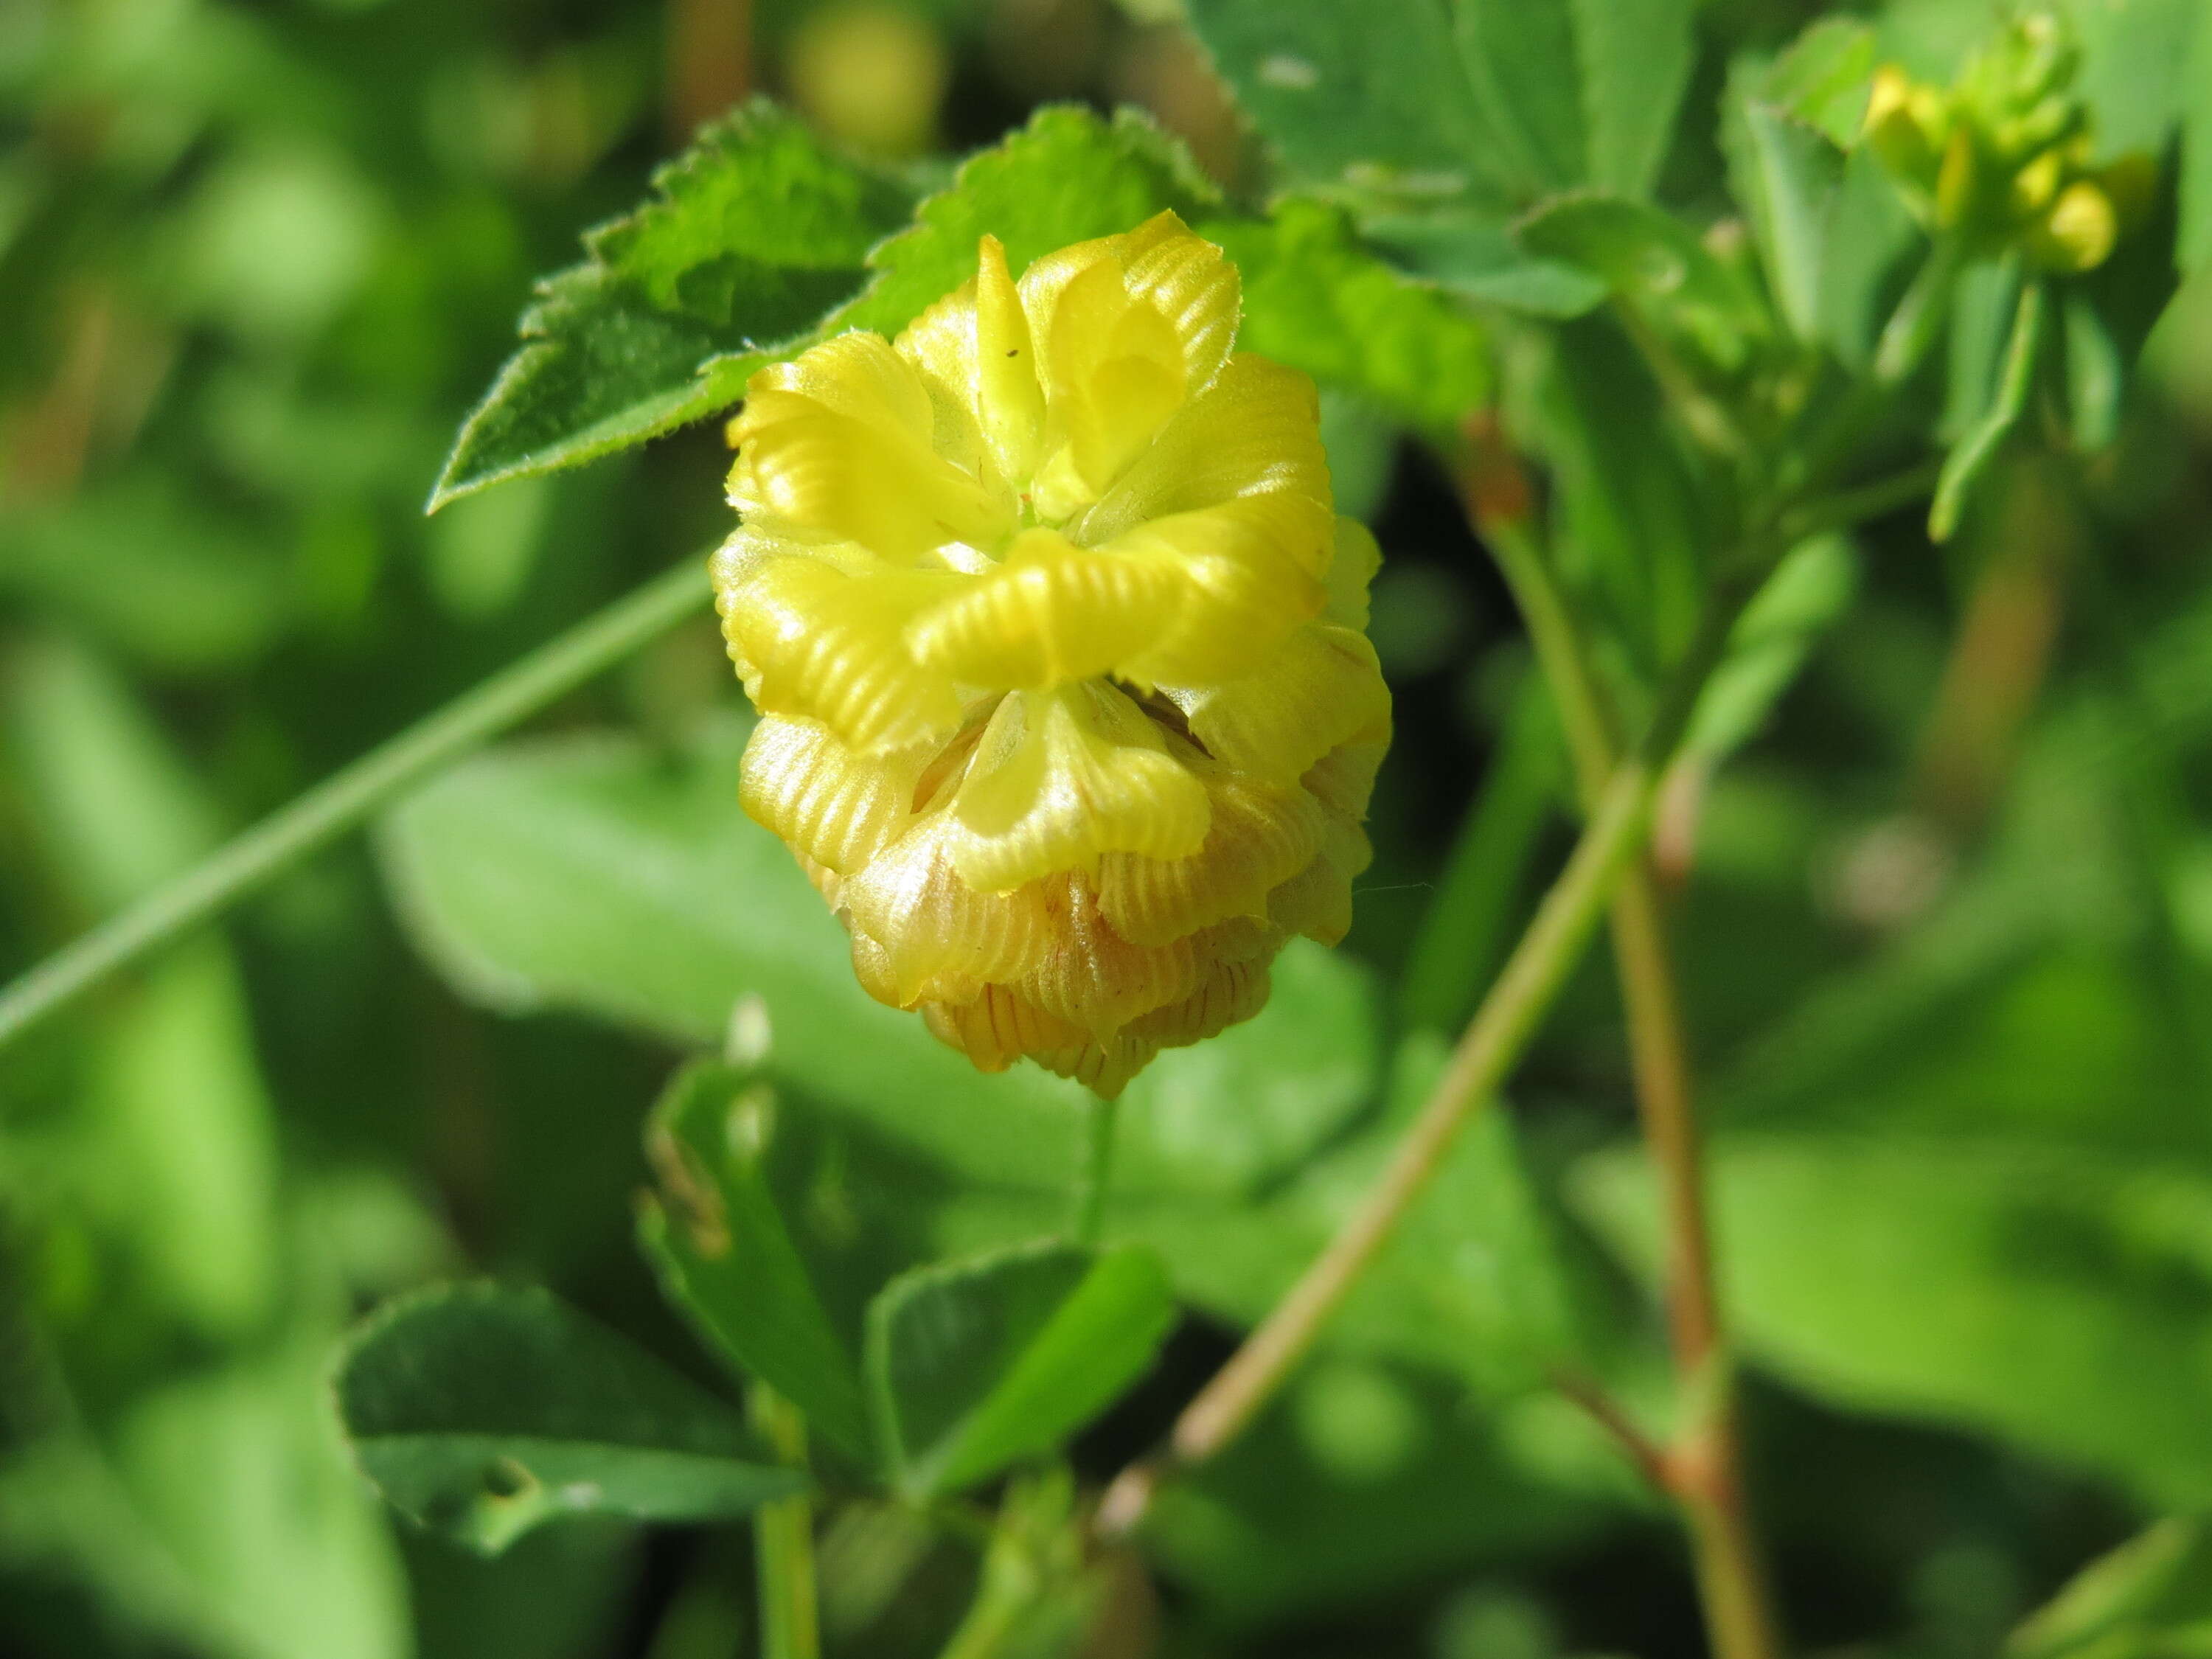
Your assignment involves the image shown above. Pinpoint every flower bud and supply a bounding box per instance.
[714,215,1392,1096]
[2029,178,2117,272]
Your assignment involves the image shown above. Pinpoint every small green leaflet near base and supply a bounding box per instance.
[865,1241,1175,1502]
[335,1283,804,1555]
[639,1058,874,1464]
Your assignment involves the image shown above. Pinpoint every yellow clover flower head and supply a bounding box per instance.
[712,212,1391,1097]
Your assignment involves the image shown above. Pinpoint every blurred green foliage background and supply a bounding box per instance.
[10,1,2212,1656]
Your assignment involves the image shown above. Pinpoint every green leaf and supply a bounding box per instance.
[1205,199,1490,439]
[1180,0,1512,211]
[829,104,1220,342]
[1759,17,1878,147]
[379,718,1384,1200]
[865,1241,1175,1499]
[1568,0,1697,199]
[1575,1134,2212,1508]
[432,103,918,509]
[1361,210,1607,316]
[1930,280,2046,541]
[638,1059,873,1462]
[1723,39,1851,343]
[1684,534,1860,762]
[1528,316,1710,675]
[1453,0,1585,195]
[2008,1518,2212,1659]
[1516,191,1775,379]
[336,1282,804,1554]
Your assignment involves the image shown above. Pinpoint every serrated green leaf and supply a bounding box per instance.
[865,1242,1175,1499]
[639,1058,873,1462]
[431,103,917,509]
[1203,200,1489,439]
[1575,1134,2212,1508]
[826,104,1220,342]
[1569,0,1696,199]
[336,1283,804,1554]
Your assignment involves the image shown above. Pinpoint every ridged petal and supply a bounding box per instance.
[1118,211,1240,399]
[1012,883,1268,1037]
[739,714,923,876]
[903,527,1189,691]
[896,234,1046,488]
[729,333,1013,559]
[947,684,1211,892]
[1323,516,1381,630]
[1105,498,1328,686]
[840,810,1049,1006]
[717,552,969,753]
[1304,717,1393,818]
[1096,771,1322,946]
[1164,624,1390,785]
[920,984,1088,1075]
[1074,354,1329,552]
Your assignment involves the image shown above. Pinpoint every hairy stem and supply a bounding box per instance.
[0,555,714,1049]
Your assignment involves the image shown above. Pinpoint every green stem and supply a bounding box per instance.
[1070,1093,1119,1247]
[0,555,714,1049]
[750,1384,820,1659]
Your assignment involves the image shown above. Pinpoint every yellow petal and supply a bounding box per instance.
[1304,716,1392,820]
[1121,951,1273,1047]
[1096,770,1322,946]
[1118,210,1240,398]
[903,527,1188,691]
[717,549,970,753]
[1041,255,1188,498]
[921,983,1089,1075]
[1012,880,1268,1036]
[730,333,1013,558]
[1163,625,1390,787]
[895,234,1046,487]
[840,810,1050,1006]
[947,684,1211,892]
[1322,516,1381,630]
[1105,498,1329,686]
[739,714,923,876]
[1074,354,1329,551]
